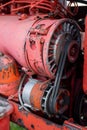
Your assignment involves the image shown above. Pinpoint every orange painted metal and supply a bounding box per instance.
[10,101,87,130]
[0,54,20,96]
[30,81,48,110]
[0,54,20,83]
[83,16,87,94]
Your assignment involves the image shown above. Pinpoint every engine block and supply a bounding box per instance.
[0,0,87,129]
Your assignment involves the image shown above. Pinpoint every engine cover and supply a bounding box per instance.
[0,15,81,78]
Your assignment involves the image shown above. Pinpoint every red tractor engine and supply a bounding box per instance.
[0,0,86,130]
[0,15,81,114]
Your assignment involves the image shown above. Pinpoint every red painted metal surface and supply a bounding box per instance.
[25,19,56,77]
[83,16,87,94]
[0,15,35,68]
[0,16,80,78]
[0,117,10,130]
[10,101,87,130]
[0,99,13,130]
[0,15,57,78]
[0,1,86,129]
[0,0,87,130]
[0,15,64,78]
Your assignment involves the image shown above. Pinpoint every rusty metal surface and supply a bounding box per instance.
[10,101,87,130]
[22,78,50,111]
[0,54,20,83]
[0,54,20,96]
[30,80,48,110]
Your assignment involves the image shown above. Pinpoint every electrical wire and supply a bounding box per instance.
[0,0,74,18]
[0,0,86,17]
